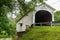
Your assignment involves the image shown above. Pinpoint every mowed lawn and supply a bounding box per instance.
[20,26,60,40]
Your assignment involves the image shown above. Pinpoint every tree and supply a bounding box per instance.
[18,0,44,14]
[15,0,44,21]
[0,0,44,37]
[54,11,60,22]
[0,0,15,11]
[0,0,15,37]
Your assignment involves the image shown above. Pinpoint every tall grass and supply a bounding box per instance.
[20,26,60,40]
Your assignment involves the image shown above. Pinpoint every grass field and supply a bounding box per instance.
[20,26,60,40]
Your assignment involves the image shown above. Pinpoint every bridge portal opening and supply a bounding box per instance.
[35,10,52,26]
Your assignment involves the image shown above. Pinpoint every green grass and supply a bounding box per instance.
[20,26,60,40]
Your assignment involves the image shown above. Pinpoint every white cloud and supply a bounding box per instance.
[7,12,16,18]
[45,0,60,10]
[25,0,31,2]
[52,2,60,10]
[12,14,16,18]
[46,0,58,5]
[7,12,12,18]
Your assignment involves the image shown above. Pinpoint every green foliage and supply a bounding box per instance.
[0,0,15,11]
[18,0,35,14]
[32,0,44,3]
[0,0,16,38]
[54,11,60,22]
[20,26,60,40]
[16,0,44,22]
[0,5,15,38]
[18,0,44,14]
[0,0,44,38]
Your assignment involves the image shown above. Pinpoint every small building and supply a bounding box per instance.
[16,3,55,33]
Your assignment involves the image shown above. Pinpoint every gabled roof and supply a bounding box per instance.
[16,3,56,23]
[44,3,55,11]
[36,2,55,11]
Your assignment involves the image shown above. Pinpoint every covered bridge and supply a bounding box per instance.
[16,3,55,32]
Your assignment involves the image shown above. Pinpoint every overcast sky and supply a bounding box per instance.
[45,0,60,10]
[25,0,60,10]
[12,0,60,18]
